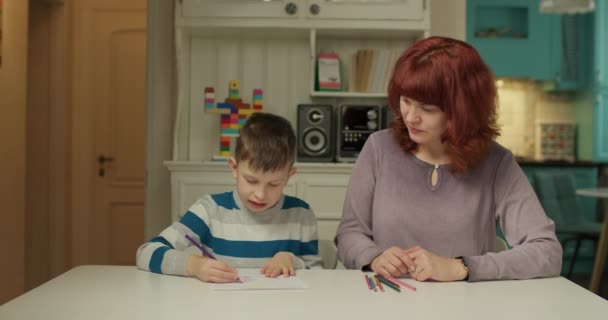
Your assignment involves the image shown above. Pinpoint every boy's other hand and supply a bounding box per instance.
[186,255,239,283]
[260,252,295,278]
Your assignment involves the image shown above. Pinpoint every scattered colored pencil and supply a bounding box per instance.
[387,276,417,292]
[364,274,373,291]
[375,275,401,292]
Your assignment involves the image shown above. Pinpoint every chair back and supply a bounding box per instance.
[319,239,338,269]
[534,172,584,227]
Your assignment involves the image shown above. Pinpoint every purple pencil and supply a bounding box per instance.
[185,234,216,259]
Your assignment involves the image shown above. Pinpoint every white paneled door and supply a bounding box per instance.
[72,0,146,266]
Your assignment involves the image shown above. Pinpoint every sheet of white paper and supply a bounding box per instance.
[210,269,308,291]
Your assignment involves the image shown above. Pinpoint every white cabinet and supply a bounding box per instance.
[305,0,425,21]
[177,0,429,29]
[165,161,353,242]
[181,0,301,19]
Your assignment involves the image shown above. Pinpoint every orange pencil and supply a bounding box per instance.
[372,275,384,292]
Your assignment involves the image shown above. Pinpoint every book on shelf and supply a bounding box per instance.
[345,49,399,93]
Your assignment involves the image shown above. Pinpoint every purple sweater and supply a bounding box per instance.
[336,129,562,281]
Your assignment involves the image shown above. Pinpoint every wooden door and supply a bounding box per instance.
[72,0,146,265]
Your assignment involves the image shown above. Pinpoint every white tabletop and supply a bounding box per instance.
[576,188,608,198]
[1,266,607,320]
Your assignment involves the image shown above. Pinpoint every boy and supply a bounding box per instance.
[136,112,323,283]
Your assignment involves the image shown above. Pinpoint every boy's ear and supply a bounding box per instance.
[228,157,238,178]
[288,166,297,177]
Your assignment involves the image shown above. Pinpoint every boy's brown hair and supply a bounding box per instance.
[234,112,296,172]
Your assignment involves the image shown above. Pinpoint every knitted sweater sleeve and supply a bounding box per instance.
[136,197,214,276]
[463,152,563,281]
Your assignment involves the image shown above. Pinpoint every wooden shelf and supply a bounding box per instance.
[310,91,387,98]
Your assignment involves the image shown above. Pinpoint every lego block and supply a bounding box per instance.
[220,129,239,135]
[229,80,240,90]
[217,103,237,113]
[205,108,231,115]
[225,98,242,105]
[238,109,259,116]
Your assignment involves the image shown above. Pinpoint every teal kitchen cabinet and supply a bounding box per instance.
[467,0,591,88]
[593,0,608,161]
[595,0,608,85]
[593,91,608,161]
[548,13,593,90]
[467,0,554,79]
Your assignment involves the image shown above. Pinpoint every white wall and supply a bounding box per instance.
[430,0,466,40]
[145,0,173,238]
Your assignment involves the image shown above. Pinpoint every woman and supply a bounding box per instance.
[335,37,562,282]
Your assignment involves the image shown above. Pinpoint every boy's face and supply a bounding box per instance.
[228,158,296,213]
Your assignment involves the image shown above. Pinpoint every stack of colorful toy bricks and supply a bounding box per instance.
[204,87,215,110]
[205,81,264,161]
[229,80,240,100]
[252,89,263,110]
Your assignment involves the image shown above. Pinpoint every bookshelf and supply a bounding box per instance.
[308,27,429,100]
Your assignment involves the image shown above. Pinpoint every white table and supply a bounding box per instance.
[576,187,608,293]
[1,266,607,319]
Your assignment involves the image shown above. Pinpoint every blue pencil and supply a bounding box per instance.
[369,274,377,292]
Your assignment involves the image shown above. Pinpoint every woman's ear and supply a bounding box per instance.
[228,157,238,178]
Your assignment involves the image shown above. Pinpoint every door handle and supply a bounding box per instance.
[97,155,115,164]
[97,155,115,177]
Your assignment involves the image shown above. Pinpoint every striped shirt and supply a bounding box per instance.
[136,191,323,275]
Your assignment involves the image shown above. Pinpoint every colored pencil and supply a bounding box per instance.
[373,275,385,292]
[185,234,216,259]
[364,274,373,291]
[369,275,377,292]
[387,276,417,292]
[185,234,242,283]
[375,275,401,292]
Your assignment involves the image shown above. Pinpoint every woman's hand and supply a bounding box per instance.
[186,255,239,283]
[407,247,468,282]
[260,252,295,278]
[371,246,417,278]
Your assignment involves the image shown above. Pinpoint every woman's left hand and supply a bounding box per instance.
[407,247,468,282]
[260,252,295,278]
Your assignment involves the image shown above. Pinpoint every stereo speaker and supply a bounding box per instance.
[382,105,396,129]
[297,104,334,162]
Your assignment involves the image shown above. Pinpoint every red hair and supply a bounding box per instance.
[388,36,500,174]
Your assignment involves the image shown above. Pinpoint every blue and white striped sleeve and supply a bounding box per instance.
[136,197,215,276]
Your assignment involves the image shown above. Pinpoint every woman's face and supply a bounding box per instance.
[399,96,447,147]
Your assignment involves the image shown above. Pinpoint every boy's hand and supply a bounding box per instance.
[186,255,239,283]
[260,252,295,278]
